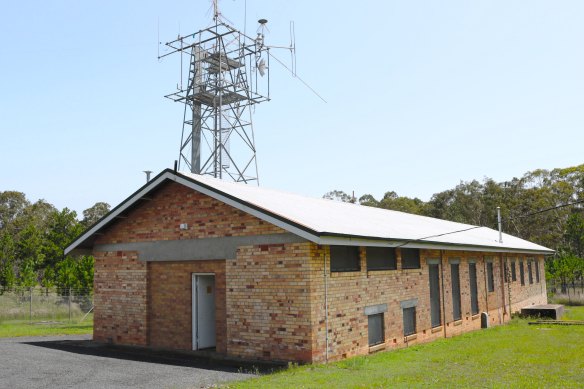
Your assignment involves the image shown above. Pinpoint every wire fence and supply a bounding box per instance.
[0,288,93,323]
[548,279,584,306]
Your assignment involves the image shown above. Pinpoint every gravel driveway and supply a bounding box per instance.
[0,335,258,389]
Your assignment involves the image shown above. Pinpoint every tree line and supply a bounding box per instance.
[324,164,584,290]
[0,191,110,294]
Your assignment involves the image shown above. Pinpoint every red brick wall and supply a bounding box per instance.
[307,247,548,363]
[148,260,227,352]
[507,255,547,313]
[93,250,148,346]
[94,182,285,245]
[92,181,288,351]
[225,242,314,362]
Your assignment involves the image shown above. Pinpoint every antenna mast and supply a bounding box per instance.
[160,1,270,183]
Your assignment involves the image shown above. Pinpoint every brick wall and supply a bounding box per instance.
[225,242,314,362]
[94,181,285,246]
[148,260,226,352]
[93,250,148,346]
[306,247,548,363]
[93,180,288,351]
[507,255,547,313]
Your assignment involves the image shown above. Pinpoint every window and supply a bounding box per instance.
[401,248,421,269]
[527,258,534,284]
[451,262,462,321]
[428,262,441,327]
[366,247,397,271]
[535,259,540,283]
[469,262,479,315]
[511,259,517,282]
[486,261,495,292]
[368,313,385,346]
[330,245,360,272]
[403,307,416,336]
[519,260,525,286]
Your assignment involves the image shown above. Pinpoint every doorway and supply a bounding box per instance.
[192,273,216,350]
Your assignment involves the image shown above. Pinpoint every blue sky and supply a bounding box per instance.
[1,1,583,216]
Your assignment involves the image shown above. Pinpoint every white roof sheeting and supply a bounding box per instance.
[65,170,554,255]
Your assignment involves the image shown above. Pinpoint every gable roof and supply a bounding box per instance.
[65,169,554,255]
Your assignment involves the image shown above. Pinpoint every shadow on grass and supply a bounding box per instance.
[23,339,282,375]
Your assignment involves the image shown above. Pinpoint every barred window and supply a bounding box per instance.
[401,248,421,269]
[403,307,416,336]
[469,262,479,315]
[368,313,385,346]
[366,247,397,271]
[451,263,462,321]
[330,246,360,272]
[486,261,495,292]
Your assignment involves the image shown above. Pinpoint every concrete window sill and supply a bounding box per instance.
[405,334,417,342]
[431,326,443,334]
[369,343,386,353]
[453,320,463,327]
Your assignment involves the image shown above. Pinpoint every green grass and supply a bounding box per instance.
[563,305,584,320]
[0,317,93,338]
[228,306,584,388]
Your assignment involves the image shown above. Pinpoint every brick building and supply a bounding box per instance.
[66,169,552,363]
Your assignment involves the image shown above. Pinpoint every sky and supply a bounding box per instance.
[1,0,583,216]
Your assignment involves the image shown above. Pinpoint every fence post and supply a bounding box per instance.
[29,287,33,323]
[69,288,72,322]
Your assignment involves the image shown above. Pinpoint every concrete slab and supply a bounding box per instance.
[521,304,564,320]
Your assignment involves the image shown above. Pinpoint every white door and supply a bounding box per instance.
[192,274,216,350]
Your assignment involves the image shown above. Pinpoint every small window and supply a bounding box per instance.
[519,260,525,286]
[401,248,421,269]
[511,259,517,282]
[451,263,462,321]
[330,245,360,272]
[486,261,494,292]
[527,259,534,284]
[535,259,540,283]
[429,263,442,327]
[403,307,416,336]
[469,262,479,315]
[366,247,397,271]
[368,313,385,346]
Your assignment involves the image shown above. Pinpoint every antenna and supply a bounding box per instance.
[160,4,274,184]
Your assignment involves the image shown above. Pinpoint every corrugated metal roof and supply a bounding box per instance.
[65,169,554,255]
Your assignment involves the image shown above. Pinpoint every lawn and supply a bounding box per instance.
[0,318,93,338]
[228,306,584,388]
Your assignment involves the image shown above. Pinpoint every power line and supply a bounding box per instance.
[394,225,483,249]
[504,199,584,222]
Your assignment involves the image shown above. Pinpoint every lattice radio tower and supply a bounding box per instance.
[159,2,279,184]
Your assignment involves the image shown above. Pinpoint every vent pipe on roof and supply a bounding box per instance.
[497,206,503,244]
[143,170,153,183]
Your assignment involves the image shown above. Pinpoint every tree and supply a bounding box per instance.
[54,255,94,292]
[42,208,84,270]
[565,212,584,257]
[360,191,426,215]
[0,191,29,230]
[81,202,110,228]
[323,190,355,203]
[0,233,16,292]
